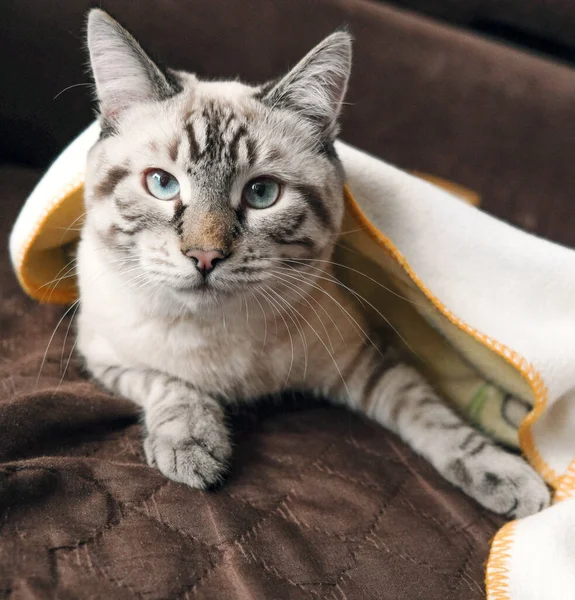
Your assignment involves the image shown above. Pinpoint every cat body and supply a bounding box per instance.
[78,9,550,516]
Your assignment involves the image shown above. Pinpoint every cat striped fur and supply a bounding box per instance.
[77,9,549,517]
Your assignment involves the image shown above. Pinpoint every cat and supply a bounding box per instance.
[77,8,550,518]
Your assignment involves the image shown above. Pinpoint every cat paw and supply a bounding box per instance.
[447,448,550,518]
[144,421,231,489]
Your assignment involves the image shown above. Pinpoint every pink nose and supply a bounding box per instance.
[183,248,226,274]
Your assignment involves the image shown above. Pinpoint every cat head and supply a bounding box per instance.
[84,9,351,314]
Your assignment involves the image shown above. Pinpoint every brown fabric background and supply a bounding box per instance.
[378,0,575,56]
[2,0,573,597]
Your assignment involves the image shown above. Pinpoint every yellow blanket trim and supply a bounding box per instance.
[485,521,517,600]
[555,459,575,503]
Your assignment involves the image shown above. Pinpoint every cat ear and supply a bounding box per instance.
[261,31,352,139]
[86,9,180,123]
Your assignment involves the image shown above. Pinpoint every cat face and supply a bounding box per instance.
[84,10,351,312]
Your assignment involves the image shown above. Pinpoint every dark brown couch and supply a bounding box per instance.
[2,1,574,598]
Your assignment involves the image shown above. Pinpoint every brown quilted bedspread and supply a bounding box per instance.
[0,166,502,599]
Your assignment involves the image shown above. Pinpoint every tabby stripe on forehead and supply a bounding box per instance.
[95,166,129,198]
[168,138,180,163]
[295,184,332,230]
[203,107,223,161]
[229,125,247,165]
[186,123,201,161]
[223,113,234,132]
[246,137,257,167]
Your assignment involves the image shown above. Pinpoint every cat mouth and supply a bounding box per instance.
[175,281,212,293]
[173,277,225,296]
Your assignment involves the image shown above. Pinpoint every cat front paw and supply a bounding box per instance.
[144,422,231,489]
[447,448,550,519]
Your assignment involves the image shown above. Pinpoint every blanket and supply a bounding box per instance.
[10,122,575,600]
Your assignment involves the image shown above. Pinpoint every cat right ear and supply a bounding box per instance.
[86,9,180,123]
[260,30,352,140]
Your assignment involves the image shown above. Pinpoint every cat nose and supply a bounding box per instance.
[183,248,227,275]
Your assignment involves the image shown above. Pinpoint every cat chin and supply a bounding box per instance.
[167,284,234,313]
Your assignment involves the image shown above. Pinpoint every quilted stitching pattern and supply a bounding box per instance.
[0,167,502,599]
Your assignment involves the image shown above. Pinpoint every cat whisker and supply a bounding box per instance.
[244,295,250,325]
[39,259,78,297]
[337,228,367,236]
[266,277,351,398]
[270,265,385,359]
[268,271,336,354]
[258,285,295,385]
[270,256,424,309]
[90,260,143,287]
[57,211,87,245]
[45,252,136,300]
[248,291,268,352]
[257,287,279,335]
[48,225,84,232]
[268,267,345,341]
[126,272,157,294]
[60,298,80,372]
[263,283,310,380]
[273,261,421,360]
[57,302,81,391]
[35,299,80,390]
[53,82,92,100]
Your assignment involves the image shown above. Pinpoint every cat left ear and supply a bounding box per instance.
[260,30,352,140]
[86,9,180,123]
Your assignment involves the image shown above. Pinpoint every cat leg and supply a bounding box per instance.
[336,348,550,517]
[89,362,230,488]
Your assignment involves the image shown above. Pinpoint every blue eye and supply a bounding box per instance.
[242,177,281,209]
[145,169,180,200]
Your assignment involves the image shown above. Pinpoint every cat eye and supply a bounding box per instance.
[144,169,180,201]
[242,177,281,209]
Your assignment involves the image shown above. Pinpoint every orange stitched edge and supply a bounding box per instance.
[16,176,83,305]
[485,521,517,600]
[555,458,575,503]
